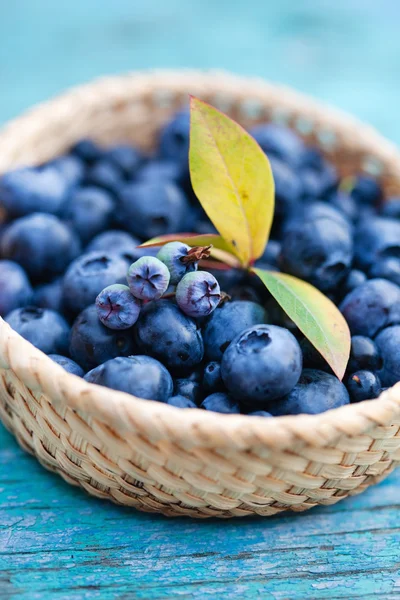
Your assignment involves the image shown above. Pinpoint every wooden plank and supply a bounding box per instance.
[1,424,400,599]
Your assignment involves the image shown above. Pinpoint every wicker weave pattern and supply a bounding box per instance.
[1,71,400,518]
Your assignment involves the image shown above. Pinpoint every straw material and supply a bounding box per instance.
[1,70,400,518]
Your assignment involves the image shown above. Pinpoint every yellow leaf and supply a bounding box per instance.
[253,269,351,380]
[189,96,275,267]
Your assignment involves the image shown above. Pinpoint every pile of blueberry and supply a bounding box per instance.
[1,108,400,417]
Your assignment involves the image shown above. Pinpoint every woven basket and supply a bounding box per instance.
[2,71,400,518]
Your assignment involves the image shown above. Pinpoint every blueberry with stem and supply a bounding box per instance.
[157,241,211,285]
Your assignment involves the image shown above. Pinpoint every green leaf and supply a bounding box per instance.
[189,96,275,267]
[139,233,241,268]
[253,268,351,380]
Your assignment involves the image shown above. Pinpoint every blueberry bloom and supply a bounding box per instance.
[127,256,170,301]
[96,284,141,330]
[176,271,221,318]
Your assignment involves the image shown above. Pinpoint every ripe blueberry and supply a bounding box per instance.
[347,371,381,402]
[340,279,400,337]
[203,300,267,362]
[1,213,81,281]
[5,306,70,355]
[48,354,85,377]
[84,356,173,402]
[0,260,32,317]
[133,300,204,374]
[200,393,240,414]
[69,305,135,371]
[269,369,350,415]
[221,324,302,406]
[63,252,128,314]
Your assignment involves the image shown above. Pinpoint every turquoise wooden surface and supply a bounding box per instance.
[2,1,400,597]
[2,424,400,599]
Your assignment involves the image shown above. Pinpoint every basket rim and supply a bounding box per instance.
[1,69,400,451]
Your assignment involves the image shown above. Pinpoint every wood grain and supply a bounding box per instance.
[1,424,400,599]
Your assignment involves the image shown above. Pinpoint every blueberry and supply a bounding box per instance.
[299,147,325,170]
[247,410,272,417]
[0,166,69,218]
[0,260,32,317]
[133,300,204,374]
[69,305,135,371]
[300,162,338,200]
[85,160,122,196]
[203,300,267,362]
[96,284,141,330]
[350,175,382,206]
[167,395,197,409]
[137,160,185,185]
[104,144,142,178]
[354,217,400,269]
[193,218,218,235]
[280,215,353,291]
[375,326,400,387]
[285,201,351,234]
[176,272,221,318]
[32,278,65,314]
[268,157,303,221]
[127,256,170,301]
[369,257,400,287]
[204,267,245,293]
[340,279,400,337]
[157,242,205,285]
[380,198,400,219]
[1,213,80,281]
[347,370,381,402]
[203,361,223,393]
[260,240,281,268]
[71,139,103,163]
[200,393,240,414]
[228,284,263,305]
[330,191,358,222]
[348,336,382,373]
[116,181,189,240]
[84,356,173,402]
[249,123,306,168]
[264,297,299,335]
[86,230,142,262]
[5,306,70,355]
[300,337,331,373]
[48,354,85,377]
[61,187,114,244]
[342,269,367,296]
[221,324,302,406]
[269,369,349,416]
[51,155,84,188]
[63,252,128,313]
[174,378,203,404]
[159,110,190,165]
